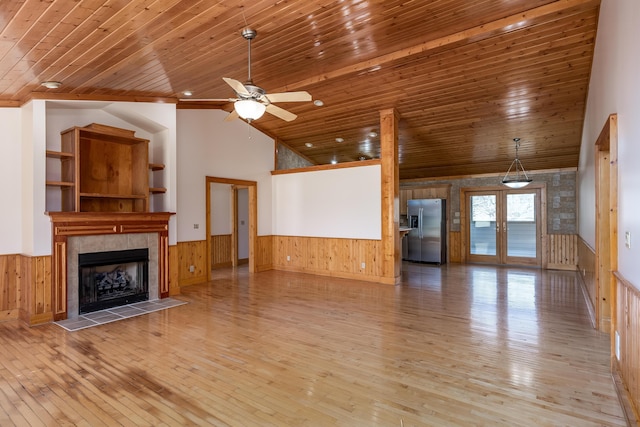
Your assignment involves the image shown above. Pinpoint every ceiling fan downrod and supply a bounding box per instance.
[241,28,257,84]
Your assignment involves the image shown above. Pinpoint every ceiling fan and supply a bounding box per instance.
[220,28,311,122]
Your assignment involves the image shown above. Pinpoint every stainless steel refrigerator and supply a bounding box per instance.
[407,199,446,263]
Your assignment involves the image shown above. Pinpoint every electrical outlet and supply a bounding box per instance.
[189,265,195,273]
[193,224,199,229]
[625,231,631,249]
[287,255,291,261]
[361,262,366,269]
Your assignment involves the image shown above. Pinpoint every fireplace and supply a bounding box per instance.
[78,248,149,314]
[48,212,173,322]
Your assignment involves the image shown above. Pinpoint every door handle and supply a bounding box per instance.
[503,221,507,233]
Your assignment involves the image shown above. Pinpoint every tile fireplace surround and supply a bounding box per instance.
[48,212,173,321]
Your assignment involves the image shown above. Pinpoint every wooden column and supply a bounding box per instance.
[380,108,401,285]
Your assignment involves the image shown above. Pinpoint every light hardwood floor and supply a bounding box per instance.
[0,263,626,426]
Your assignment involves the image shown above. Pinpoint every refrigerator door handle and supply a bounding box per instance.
[419,208,423,239]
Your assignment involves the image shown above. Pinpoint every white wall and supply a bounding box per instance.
[176,110,274,241]
[579,0,640,287]
[0,108,23,254]
[272,165,381,239]
[210,183,232,235]
[21,101,48,256]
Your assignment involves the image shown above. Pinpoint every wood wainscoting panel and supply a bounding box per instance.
[0,254,20,321]
[613,271,640,424]
[22,255,53,325]
[177,240,208,286]
[256,235,273,272]
[273,236,382,282]
[449,231,461,263]
[168,245,180,296]
[547,234,578,270]
[577,236,597,318]
[211,234,232,268]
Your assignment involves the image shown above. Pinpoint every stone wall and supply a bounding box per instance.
[276,143,313,170]
[401,171,576,234]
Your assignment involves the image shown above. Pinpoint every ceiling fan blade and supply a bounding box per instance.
[264,91,312,103]
[265,104,297,122]
[224,109,239,122]
[222,77,250,96]
[180,98,236,102]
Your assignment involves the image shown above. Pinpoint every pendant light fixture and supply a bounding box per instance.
[502,137,532,188]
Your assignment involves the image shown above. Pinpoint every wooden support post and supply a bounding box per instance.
[379,108,401,285]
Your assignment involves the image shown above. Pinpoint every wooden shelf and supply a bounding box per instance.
[46,181,74,187]
[46,123,160,213]
[79,193,147,199]
[46,150,74,159]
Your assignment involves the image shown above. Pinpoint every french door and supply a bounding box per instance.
[466,188,541,266]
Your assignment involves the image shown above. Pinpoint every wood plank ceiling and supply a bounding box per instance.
[0,0,600,180]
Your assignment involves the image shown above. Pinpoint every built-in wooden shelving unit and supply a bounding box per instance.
[46,123,168,213]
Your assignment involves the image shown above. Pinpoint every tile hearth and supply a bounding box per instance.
[55,298,187,331]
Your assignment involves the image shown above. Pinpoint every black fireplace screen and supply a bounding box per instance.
[78,248,149,314]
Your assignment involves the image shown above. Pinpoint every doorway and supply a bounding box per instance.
[464,187,542,267]
[205,176,258,278]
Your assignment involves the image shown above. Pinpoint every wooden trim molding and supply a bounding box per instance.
[48,212,174,321]
[271,159,380,175]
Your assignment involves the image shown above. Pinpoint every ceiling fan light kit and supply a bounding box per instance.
[502,137,532,188]
[235,99,266,120]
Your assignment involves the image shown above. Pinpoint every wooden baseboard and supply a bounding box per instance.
[0,309,20,323]
[274,264,394,285]
[179,275,208,287]
[546,263,577,271]
[256,264,273,272]
[612,360,639,426]
[212,262,232,269]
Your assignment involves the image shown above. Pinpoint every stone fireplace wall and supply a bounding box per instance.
[67,233,159,318]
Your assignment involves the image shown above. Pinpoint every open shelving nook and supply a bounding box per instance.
[46,123,166,213]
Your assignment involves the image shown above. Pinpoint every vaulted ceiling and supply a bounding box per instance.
[0,0,600,180]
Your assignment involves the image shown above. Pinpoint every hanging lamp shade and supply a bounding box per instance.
[234,99,266,120]
[502,138,532,188]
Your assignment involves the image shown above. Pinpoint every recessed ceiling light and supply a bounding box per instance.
[305,142,313,147]
[331,159,338,165]
[182,90,193,96]
[368,131,378,138]
[335,137,344,143]
[41,81,62,89]
[313,99,324,107]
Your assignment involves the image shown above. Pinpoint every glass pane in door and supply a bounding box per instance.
[506,193,536,258]
[470,195,496,255]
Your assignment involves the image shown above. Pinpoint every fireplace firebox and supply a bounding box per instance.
[78,248,149,314]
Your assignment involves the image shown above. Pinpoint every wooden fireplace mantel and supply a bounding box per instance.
[48,211,175,321]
